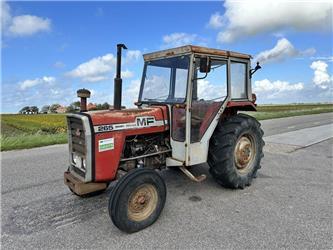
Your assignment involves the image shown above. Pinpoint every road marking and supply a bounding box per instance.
[287,126,295,129]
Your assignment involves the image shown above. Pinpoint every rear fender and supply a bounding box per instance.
[220,101,257,121]
[226,101,257,111]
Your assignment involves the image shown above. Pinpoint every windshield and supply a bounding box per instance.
[139,55,190,103]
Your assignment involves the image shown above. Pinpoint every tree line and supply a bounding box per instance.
[19,102,111,114]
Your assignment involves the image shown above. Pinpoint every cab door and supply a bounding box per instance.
[168,57,193,164]
[187,57,230,165]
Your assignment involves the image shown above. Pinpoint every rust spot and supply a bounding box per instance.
[165,52,175,56]
[143,45,251,61]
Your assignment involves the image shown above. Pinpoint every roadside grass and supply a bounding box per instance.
[1,104,332,151]
[0,133,67,151]
[245,103,333,120]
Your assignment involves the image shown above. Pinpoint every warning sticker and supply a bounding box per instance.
[98,138,114,152]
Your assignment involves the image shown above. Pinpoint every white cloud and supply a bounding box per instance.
[125,50,142,63]
[253,79,304,99]
[9,15,51,36]
[2,2,51,37]
[310,60,332,89]
[310,56,333,62]
[197,79,225,100]
[123,79,141,107]
[19,76,56,90]
[254,38,315,64]
[214,0,332,43]
[207,12,224,29]
[121,69,134,78]
[67,51,141,83]
[163,33,197,47]
[162,32,207,48]
[67,53,116,82]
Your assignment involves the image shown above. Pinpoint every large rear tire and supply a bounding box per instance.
[208,114,264,189]
[108,168,166,233]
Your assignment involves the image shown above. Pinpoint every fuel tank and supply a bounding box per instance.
[88,106,169,182]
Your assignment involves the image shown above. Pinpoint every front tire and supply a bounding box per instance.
[208,114,264,189]
[108,168,166,233]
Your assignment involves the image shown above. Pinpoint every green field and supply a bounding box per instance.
[1,114,67,151]
[246,103,333,120]
[1,103,332,151]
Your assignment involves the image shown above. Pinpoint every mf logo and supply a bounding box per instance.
[136,116,155,127]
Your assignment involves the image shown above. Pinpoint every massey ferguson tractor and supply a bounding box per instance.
[64,44,264,233]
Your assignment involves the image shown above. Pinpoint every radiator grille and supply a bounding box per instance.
[68,117,86,156]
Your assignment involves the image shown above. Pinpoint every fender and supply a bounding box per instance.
[226,101,257,111]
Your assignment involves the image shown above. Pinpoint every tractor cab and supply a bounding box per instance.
[137,46,256,167]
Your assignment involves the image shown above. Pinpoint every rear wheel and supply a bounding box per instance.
[208,114,264,189]
[108,168,166,233]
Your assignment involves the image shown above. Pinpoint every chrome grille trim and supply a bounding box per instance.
[66,114,93,182]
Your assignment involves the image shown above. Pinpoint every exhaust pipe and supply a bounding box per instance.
[114,43,127,110]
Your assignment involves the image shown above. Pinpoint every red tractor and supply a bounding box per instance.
[64,44,264,233]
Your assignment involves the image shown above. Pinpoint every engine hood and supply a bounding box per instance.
[87,106,169,133]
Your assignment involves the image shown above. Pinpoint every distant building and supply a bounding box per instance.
[87,103,97,111]
[55,106,67,113]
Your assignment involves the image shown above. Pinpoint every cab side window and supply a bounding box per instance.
[230,62,247,99]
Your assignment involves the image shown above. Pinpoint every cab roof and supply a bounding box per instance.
[143,45,252,61]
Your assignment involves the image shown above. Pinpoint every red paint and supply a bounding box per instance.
[89,106,169,182]
[227,101,257,111]
[199,102,222,137]
[90,106,168,125]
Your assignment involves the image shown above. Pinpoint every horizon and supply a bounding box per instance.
[1,0,333,113]
[1,102,333,115]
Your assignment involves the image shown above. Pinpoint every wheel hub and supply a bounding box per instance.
[234,135,256,173]
[127,184,158,222]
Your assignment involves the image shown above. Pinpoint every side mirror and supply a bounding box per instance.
[199,57,211,73]
[254,62,261,71]
[250,62,261,78]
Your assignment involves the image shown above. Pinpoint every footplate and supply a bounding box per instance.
[64,171,107,196]
[179,166,206,182]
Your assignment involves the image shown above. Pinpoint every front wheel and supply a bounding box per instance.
[208,114,264,189]
[108,168,166,233]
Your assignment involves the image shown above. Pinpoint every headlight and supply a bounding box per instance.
[72,154,86,172]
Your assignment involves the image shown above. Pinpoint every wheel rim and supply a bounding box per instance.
[127,184,158,222]
[234,134,256,174]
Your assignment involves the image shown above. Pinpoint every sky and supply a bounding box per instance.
[1,0,333,113]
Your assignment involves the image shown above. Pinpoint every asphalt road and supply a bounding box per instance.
[260,112,333,136]
[1,113,333,249]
